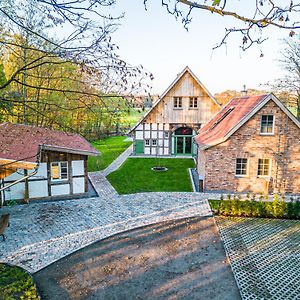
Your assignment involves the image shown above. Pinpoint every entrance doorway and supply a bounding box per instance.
[173,127,193,155]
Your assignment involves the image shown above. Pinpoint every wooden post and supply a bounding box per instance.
[24,170,29,203]
[68,154,73,195]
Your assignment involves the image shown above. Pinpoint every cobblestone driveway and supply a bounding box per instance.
[0,192,214,273]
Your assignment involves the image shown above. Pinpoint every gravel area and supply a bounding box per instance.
[34,216,241,300]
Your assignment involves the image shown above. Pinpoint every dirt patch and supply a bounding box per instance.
[34,216,240,300]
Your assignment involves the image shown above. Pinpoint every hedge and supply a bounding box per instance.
[209,195,300,220]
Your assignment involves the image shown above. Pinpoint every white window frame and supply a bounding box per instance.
[257,158,271,177]
[51,161,68,181]
[174,97,182,109]
[260,115,275,135]
[189,97,198,108]
[235,158,248,177]
[145,139,150,146]
[152,139,157,146]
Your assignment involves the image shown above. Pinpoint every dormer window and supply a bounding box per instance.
[189,97,198,108]
[260,115,274,134]
[174,97,182,108]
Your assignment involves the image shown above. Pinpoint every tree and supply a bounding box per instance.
[0,0,152,131]
[270,36,300,119]
[144,0,300,50]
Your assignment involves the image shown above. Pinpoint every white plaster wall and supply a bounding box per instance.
[73,177,85,194]
[152,124,157,130]
[4,182,25,200]
[159,123,164,130]
[164,140,169,147]
[136,124,143,130]
[152,131,157,139]
[29,181,48,198]
[145,131,150,139]
[152,148,157,155]
[164,148,169,155]
[72,160,84,176]
[33,163,47,179]
[135,131,143,139]
[51,184,70,196]
[4,169,25,181]
[144,124,150,130]
[145,147,150,155]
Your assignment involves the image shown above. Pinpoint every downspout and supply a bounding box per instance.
[0,147,42,207]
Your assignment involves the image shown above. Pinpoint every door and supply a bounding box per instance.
[135,140,144,154]
[176,137,184,154]
[173,127,194,155]
[175,136,192,155]
[185,137,192,154]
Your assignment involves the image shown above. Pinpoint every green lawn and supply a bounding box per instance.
[107,158,195,194]
[88,136,132,171]
[0,263,39,299]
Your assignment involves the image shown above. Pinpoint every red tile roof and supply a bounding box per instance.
[195,94,268,149]
[0,123,99,163]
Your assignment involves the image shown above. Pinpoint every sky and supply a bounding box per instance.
[106,1,291,95]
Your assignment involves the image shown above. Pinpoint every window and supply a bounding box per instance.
[152,139,157,146]
[164,131,169,138]
[189,97,198,108]
[235,158,248,176]
[145,139,150,146]
[51,162,68,181]
[174,97,182,108]
[258,159,271,176]
[260,115,274,134]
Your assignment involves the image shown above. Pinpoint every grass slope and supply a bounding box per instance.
[88,136,132,172]
[107,158,195,194]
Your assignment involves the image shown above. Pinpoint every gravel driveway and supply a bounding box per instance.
[34,216,240,300]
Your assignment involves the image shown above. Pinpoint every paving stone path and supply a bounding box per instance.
[216,217,300,300]
[0,144,220,273]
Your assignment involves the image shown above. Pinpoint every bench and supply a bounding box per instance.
[0,214,10,241]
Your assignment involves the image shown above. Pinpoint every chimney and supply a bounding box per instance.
[241,85,248,97]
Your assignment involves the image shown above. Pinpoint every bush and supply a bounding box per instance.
[0,263,39,299]
[209,194,300,220]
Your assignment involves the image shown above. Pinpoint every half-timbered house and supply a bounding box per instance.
[130,67,221,156]
[0,123,99,204]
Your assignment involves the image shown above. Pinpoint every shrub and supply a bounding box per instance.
[209,196,299,220]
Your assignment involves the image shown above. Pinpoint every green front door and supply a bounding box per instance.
[135,140,144,154]
[175,136,192,155]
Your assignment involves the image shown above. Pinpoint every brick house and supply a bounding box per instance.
[195,94,300,194]
[0,123,99,204]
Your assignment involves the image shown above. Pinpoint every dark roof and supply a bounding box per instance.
[195,94,268,148]
[0,123,99,163]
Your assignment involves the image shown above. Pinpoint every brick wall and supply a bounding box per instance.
[199,100,300,194]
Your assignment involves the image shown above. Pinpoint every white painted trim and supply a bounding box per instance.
[234,158,249,178]
[260,114,275,135]
[50,161,69,181]
[257,158,272,178]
